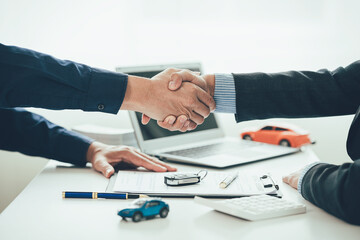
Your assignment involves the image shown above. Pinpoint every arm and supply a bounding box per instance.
[0,108,93,166]
[0,108,176,177]
[283,161,360,225]
[0,43,127,114]
[233,61,360,121]
[0,44,214,124]
[159,60,360,129]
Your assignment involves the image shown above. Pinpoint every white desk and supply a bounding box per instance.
[1,148,359,240]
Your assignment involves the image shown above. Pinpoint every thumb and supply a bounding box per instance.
[168,72,183,91]
[170,70,206,91]
[94,159,115,178]
[141,114,151,124]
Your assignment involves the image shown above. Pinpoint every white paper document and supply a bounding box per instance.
[113,171,278,197]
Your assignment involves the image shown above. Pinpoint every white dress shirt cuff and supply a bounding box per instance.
[214,73,236,113]
[297,162,321,194]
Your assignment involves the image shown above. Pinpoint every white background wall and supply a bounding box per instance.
[1,0,359,212]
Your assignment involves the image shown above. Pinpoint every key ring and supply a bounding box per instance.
[197,170,208,180]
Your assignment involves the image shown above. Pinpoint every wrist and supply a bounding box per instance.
[203,74,215,97]
[121,75,151,112]
[86,141,106,163]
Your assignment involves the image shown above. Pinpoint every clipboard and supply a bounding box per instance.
[109,171,282,198]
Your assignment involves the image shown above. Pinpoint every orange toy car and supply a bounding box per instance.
[240,124,314,148]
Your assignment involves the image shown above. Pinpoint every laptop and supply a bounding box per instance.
[117,63,299,168]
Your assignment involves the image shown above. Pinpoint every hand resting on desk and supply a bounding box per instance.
[282,168,303,189]
[86,141,177,178]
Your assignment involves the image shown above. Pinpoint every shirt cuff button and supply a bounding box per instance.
[97,104,105,110]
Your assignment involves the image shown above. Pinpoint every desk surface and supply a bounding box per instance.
[1,148,359,240]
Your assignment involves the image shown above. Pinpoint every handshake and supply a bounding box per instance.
[121,68,216,132]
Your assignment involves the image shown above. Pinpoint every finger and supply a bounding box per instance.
[93,158,115,178]
[180,120,191,132]
[141,114,151,125]
[193,99,211,119]
[282,175,297,189]
[157,115,187,131]
[289,176,299,189]
[187,121,198,131]
[124,150,167,172]
[158,118,196,132]
[164,115,176,125]
[134,150,177,172]
[189,93,211,119]
[282,175,290,184]
[173,115,188,130]
[189,111,205,125]
[157,120,173,130]
[163,115,187,131]
[150,158,177,172]
[196,87,216,112]
[156,116,177,131]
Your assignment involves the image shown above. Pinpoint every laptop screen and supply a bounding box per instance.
[119,64,218,141]
[134,112,218,141]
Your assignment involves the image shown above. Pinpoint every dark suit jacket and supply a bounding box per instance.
[232,60,360,225]
[0,44,128,165]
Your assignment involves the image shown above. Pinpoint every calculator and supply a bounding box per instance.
[194,195,306,221]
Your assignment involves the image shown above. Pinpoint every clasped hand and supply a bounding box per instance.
[140,68,216,132]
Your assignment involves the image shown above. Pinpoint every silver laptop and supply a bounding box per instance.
[117,63,299,168]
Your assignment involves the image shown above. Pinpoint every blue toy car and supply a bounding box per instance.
[117,198,169,222]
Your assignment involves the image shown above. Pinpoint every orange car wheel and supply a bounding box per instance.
[279,139,291,147]
[243,135,252,141]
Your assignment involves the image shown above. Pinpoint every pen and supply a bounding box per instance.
[62,191,148,199]
[219,172,239,189]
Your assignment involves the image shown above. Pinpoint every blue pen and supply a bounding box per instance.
[62,191,148,199]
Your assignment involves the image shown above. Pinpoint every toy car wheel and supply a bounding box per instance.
[279,139,291,147]
[159,207,169,218]
[132,212,143,222]
[243,135,252,141]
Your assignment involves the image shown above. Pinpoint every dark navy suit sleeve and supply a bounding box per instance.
[0,108,93,166]
[232,61,360,225]
[233,61,360,121]
[0,43,128,113]
[301,161,360,225]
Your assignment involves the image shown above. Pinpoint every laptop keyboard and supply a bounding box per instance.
[164,141,257,158]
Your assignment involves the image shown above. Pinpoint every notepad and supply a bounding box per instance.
[112,171,279,197]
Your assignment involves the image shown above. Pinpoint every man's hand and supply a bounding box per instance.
[87,141,177,178]
[282,168,303,189]
[121,68,215,125]
[149,72,216,132]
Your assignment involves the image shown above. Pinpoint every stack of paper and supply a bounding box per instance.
[72,124,137,147]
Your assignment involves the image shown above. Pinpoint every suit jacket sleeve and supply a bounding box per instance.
[0,108,93,166]
[233,60,360,225]
[0,43,128,114]
[233,60,360,121]
[301,161,360,225]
